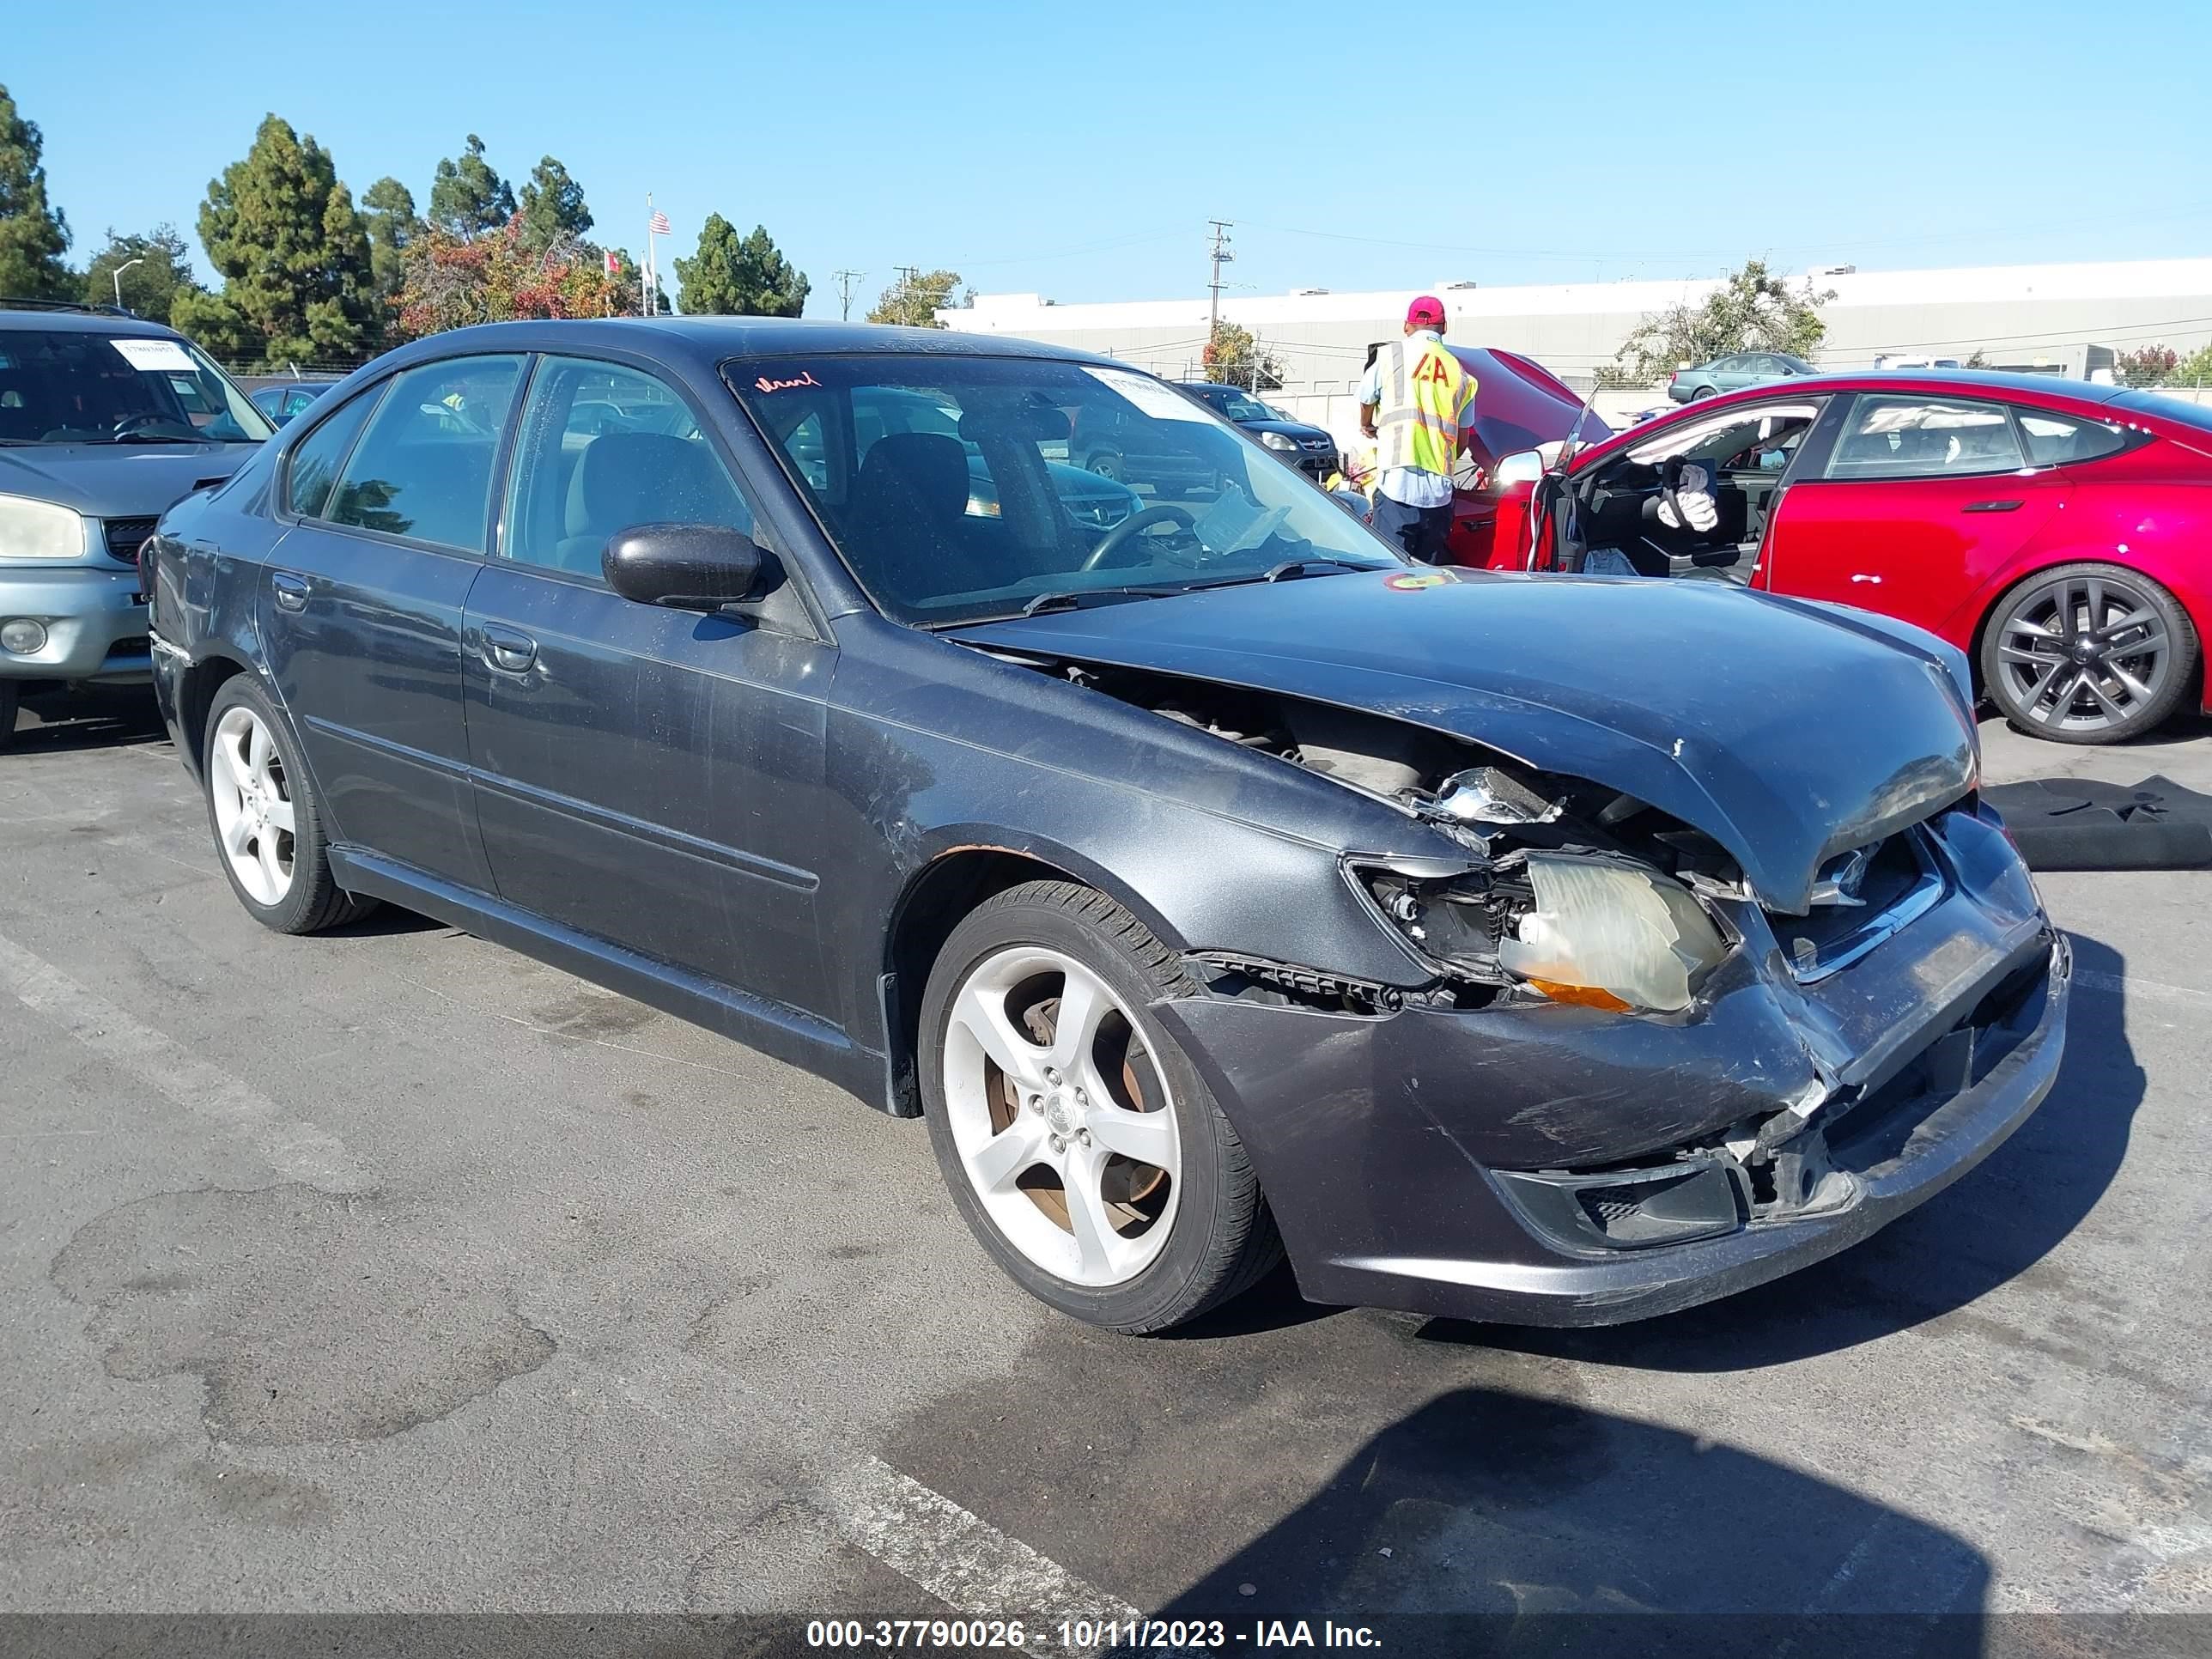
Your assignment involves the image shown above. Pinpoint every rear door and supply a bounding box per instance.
[1762,392,2068,634]
[460,353,837,1018]
[260,354,523,888]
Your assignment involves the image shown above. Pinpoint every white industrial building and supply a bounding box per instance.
[939,258,2212,397]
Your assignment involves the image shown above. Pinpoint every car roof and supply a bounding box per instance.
[1672,367,2132,408]
[362,316,1128,375]
[0,303,181,338]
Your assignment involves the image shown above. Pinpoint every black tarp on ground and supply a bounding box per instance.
[1983,775,2212,871]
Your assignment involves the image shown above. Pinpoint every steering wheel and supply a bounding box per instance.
[1081,503,1197,571]
[112,413,185,441]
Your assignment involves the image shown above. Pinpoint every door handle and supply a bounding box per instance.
[481,625,537,674]
[270,571,310,612]
[1961,499,2024,513]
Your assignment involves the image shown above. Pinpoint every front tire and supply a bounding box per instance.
[201,676,374,933]
[0,680,16,750]
[919,880,1281,1333]
[1980,563,2197,744]
[1088,452,1125,483]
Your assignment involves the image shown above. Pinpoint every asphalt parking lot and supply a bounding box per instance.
[3,684,2208,1655]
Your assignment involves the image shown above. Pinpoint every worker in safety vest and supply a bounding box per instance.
[1357,295,1479,562]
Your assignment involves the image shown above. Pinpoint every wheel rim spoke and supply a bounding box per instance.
[1085,1103,1176,1172]
[949,980,1047,1093]
[219,732,256,796]
[247,718,276,787]
[1045,964,1109,1077]
[1061,1146,1131,1280]
[2108,660,2157,702]
[221,811,254,857]
[2083,675,2129,721]
[257,836,288,896]
[970,1121,1046,1193]
[264,795,296,834]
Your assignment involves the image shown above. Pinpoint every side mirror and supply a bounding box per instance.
[602,523,769,611]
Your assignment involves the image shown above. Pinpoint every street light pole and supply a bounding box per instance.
[111,258,147,312]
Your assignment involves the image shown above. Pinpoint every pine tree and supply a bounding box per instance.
[429,136,514,240]
[674,215,809,317]
[197,114,380,363]
[0,84,72,301]
[361,177,420,304]
[515,158,592,253]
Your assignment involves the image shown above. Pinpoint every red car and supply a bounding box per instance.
[1449,367,2212,744]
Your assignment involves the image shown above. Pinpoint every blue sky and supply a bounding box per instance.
[11,1,2210,311]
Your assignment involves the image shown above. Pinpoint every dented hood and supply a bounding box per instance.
[955,569,1978,913]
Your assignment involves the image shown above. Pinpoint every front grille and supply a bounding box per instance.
[102,516,157,565]
[1771,830,1943,980]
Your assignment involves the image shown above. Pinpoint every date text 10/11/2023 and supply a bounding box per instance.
[804,1618,1384,1650]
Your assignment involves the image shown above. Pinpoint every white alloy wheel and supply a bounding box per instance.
[208,703,297,905]
[941,945,1182,1287]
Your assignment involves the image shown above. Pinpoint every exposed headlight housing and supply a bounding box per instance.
[0,495,91,562]
[1260,430,1297,452]
[1497,854,1729,1012]
[1358,852,1729,1013]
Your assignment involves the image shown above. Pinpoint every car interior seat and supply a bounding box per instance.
[846,432,996,596]
[553,432,734,574]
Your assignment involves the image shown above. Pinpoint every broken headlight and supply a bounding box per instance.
[1498,854,1729,1012]
[1359,853,1729,1013]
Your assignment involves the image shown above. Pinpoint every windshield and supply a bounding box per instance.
[732,354,1401,625]
[1213,389,1285,422]
[0,329,272,445]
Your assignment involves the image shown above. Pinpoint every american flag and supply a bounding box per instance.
[648,210,671,236]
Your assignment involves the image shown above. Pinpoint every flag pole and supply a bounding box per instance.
[643,193,655,317]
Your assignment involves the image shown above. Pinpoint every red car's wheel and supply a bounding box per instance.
[1980,563,2198,744]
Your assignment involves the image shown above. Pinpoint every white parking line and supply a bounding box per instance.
[0,928,373,1193]
[823,1455,1140,1632]
[2073,968,2211,1008]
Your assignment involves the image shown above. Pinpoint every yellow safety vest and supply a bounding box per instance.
[1375,340,1473,476]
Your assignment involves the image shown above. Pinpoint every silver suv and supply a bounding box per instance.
[0,302,272,745]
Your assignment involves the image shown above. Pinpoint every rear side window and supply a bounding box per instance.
[324,356,525,551]
[2014,407,2130,467]
[285,386,381,518]
[1827,395,2024,479]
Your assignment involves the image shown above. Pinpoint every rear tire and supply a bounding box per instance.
[1089,453,1125,483]
[0,680,16,750]
[1690,384,1720,402]
[919,880,1281,1333]
[1979,563,2197,744]
[201,675,375,933]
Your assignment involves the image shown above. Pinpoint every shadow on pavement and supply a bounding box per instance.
[1433,933,2140,1373]
[9,684,167,753]
[1146,1384,1989,1656]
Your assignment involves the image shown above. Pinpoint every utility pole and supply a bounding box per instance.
[833,269,865,321]
[1206,221,1235,352]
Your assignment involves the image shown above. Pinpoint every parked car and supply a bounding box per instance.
[0,301,271,745]
[249,381,335,427]
[1174,382,1339,481]
[1471,369,2212,744]
[1667,351,1817,404]
[147,319,2067,1334]
[1875,355,1963,372]
[1065,397,1220,497]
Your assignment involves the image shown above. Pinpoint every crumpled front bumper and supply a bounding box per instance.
[1151,812,2069,1328]
[0,564,151,682]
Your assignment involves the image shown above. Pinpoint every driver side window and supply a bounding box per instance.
[501,356,756,580]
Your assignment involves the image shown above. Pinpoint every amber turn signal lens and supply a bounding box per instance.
[1523,977,1634,1012]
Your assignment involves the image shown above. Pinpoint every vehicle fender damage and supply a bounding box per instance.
[969,645,2052,1286]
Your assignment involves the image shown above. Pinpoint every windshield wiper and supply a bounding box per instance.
[93,434,209,446]
[1018,586,1180,617]
[1193,557,1379,592]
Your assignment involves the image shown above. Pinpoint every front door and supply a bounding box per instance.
[459,354,838,1019]
[259,354,524,888]
[1763,392,2067,635]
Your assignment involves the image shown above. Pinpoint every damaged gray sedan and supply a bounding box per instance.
[146,320,2069,1334]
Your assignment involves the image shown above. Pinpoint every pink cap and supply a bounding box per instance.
[1406,295,1445,327]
